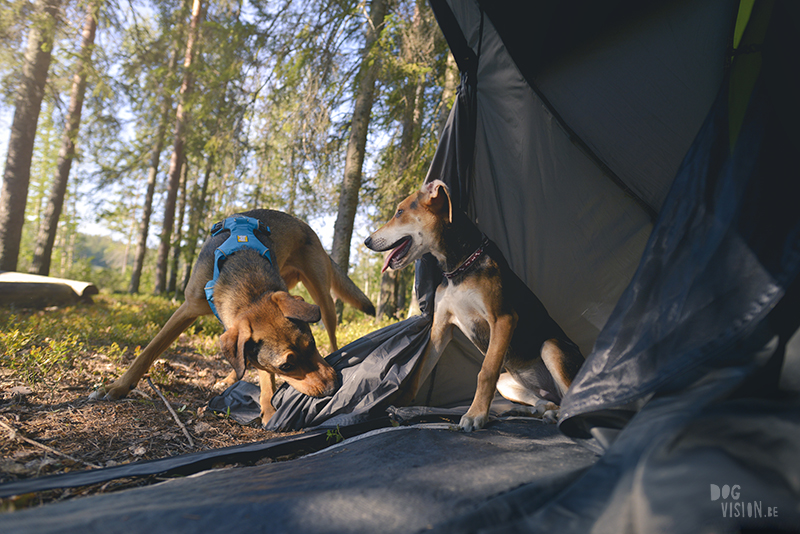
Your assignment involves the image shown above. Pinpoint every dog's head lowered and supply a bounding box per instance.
[218,291,338,398]
[364,179,453,271]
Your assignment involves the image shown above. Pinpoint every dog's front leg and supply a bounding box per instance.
[460,313,517,432]
[258,369,277,425]
[91,301,201,400]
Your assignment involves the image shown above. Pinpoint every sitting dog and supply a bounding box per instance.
[92,209,375,424]
[365,180,584,431]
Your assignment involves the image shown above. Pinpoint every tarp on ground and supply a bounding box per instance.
[1,418,600,534]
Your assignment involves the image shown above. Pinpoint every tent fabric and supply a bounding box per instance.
[0,423,383,499]
[1,419,600,534]
[558,0,800,435]
[433,382,800,534]
[426,0,800,532]
[482,0,737,214]
[267,315,432,430]
[208,380,263,425]
[444,0,738,355]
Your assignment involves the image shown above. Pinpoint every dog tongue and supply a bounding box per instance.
[382,240,407,273]
[381,249,396,273]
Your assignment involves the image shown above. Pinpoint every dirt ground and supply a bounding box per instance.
[0,329,296,512]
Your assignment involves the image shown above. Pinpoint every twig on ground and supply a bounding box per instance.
[128,388,153,400]
[0,418,103,469]
[146,378,194,448]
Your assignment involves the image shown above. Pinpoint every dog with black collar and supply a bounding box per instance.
[365,180,584,431]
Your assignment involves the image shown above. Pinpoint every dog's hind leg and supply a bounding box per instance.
[540,339,582,399]
[497,372,545,405]
[90,301,203,401]
[508,338,583,423]
[496,372,559,423]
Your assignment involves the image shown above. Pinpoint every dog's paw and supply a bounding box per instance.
[542,409,559,424]
[532,400,560,424]
[88,383,129,401]
[215,370,239,391]
[260,408,276,427]
[459,412,489,432]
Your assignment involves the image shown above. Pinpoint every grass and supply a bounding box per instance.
[311,314,402,351]
[1,293,402,387]
[0,294,221,387]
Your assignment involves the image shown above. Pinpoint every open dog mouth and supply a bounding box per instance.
[382,237,412,273]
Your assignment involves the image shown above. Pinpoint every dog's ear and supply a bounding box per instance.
[219,324,248,380]
[422,179,453,223]
[272,292,322,323]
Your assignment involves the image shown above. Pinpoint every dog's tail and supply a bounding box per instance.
[328,257,376,316]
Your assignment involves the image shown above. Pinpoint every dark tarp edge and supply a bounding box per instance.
[0,418,390,499]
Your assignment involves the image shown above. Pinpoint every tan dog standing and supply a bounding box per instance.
[365,181,584,431]
[92,209,375,424]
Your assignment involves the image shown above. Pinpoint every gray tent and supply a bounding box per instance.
[2,0,799,532]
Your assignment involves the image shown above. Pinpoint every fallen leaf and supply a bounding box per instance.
[193,421,213,435]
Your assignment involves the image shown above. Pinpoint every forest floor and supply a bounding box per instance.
[0,293,392,513]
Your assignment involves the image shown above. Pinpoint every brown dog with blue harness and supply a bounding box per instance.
[91,209,375,425]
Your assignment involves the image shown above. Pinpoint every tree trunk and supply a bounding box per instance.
[121,203,137,275]
[438,52,458,137]
[180,154,213,292]
[378,7,427,320]
[330,0,388,274]
[168,160,189,297]
[0,0,61,272]
[154,0,203,294]
[286,148,297,216]
[377,269,398,319]
[129,48,179,294]
[29,2,99,276]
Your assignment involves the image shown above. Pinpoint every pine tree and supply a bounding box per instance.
[29,1,100,276]
[129,41,180,293]
[0,0,61,271]
[154,0,204,294]
[330,0,389,308]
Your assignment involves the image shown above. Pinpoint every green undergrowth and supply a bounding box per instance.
[1,293,402,386]
[311,315,401,351]
[0,294,222,386]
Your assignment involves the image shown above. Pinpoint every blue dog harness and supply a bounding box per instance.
[203,216,273,322]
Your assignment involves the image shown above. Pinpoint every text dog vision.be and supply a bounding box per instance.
[710,484,779,519]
